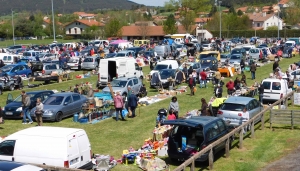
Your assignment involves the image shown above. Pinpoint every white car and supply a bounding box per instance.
[67,57,81,70]
[202,44,213,51]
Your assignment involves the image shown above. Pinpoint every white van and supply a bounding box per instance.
[93,40,109,47]
[149,60,179,75]
[97,57,143,88]
[285,40,296,47]
[0,127,93,170]
[262,78,292,103]
[22,51,40,59]
[1,54,21,65]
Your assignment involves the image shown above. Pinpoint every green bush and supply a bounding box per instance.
[63,35,74,40]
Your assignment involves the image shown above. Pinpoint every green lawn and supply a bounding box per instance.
[1,56,300,171]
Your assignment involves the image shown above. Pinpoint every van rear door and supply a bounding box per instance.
[262,81,272,99]
[270,81,282,99]
[67,136,80,168]
[76,132,91,167]
[118,59,127,77]
[0,140,16,161]
[127,60,136,77]
[99,60,108,83]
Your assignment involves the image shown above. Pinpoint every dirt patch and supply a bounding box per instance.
[261,145,300,171]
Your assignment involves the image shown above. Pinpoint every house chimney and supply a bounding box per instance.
[263,12,266,17]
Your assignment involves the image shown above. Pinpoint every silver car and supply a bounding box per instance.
[217,96,263,127]
[30,92,87,122]
[102,77,142,99]
[248,48,261,61]
[81,56,100,70]
[229,54,242,64]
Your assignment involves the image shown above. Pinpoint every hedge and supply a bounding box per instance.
[210,29,300,38]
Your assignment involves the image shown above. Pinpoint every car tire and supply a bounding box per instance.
[9,85,14,91]
[55,112,63,122]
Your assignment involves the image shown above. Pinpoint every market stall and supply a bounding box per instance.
[218,67,235,77]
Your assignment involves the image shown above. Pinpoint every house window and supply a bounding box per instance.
[257,23,260,27]
[75,28,77,34]
[266,23,268,27]
[79,23,81,25]
[80,28,83,33]
[68,28,71,34]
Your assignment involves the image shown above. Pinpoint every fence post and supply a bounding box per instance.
[261,113,265,130]
[225,137,230,158]
[251,121,255,138]
[270,109,272,129]
[278,103,281,109]
[208,149,214,170]
[291,110,294,130]
[239,129,243,149]
[292,93,294,107]
[190,159,195,171]
[285,97,288,107]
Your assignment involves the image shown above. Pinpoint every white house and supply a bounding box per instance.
[64,19,105,37]
[73,12,96,20]
[248,12,283,30]
[195,28,213,41]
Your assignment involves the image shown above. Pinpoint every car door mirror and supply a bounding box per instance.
[64,102,69,105]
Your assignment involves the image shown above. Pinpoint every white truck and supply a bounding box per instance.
[97,57,143,88]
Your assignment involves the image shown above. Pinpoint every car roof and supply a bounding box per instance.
[0,160,24,170]
[157,60,178,64]
[50,92,80,96]
[164,116,221,127]
[262,78,286,82]
[26,90,54,94]
[114,77,138,81]
[224,96,255,105]
[200,51,219,54]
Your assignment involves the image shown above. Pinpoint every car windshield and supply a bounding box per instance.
[231,49,241,54]
[160,70,175,79]
[1,65,14,72]
[154,64,168,70]
[23,52,31,56]
[13,93,35,102]
[243,47,251,51]
[203,44,208,47]
[199,53,218,59]
[221,103,245,111]
[83,58,93,62]
[44,96,64,105]
[231,55,241,59]
[68,58,79,63]
[220,55,227,59]
[250,49,259,53]
[116,53,126,57]
[110,80,127,87]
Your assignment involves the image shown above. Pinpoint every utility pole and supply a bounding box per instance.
[52,0,56,42]
[219,1,222,39]
[11,10,15,45]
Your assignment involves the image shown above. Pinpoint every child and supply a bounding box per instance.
[241,108,250,134]
[167,109,177,120]
[156,108,167,127]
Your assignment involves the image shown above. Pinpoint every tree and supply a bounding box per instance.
[138,23,150,39]
[163,14,177,34]
[164,0,211,13]
[180,10,196,34]
[104,18,123,37]
[209,6,218,16]
[267,26,278,30]
[229,6,236,15]
[237,10,243,16]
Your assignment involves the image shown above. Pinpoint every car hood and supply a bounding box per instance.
[102,87,124,94]
[4,102,22,110]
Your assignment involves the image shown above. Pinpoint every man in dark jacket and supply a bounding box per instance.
[128,91,138,118]
[214,84,223,98]
[21,90,33,124]
[258,83,264,104]
[273,61,279,73]
[188,75,196,96]
[250,62,257,80]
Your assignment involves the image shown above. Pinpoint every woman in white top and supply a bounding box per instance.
[192,69,197,83]
[241,108,250,134]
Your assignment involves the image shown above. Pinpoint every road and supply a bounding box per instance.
[261,145,300,171]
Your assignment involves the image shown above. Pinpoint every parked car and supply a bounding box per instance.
[217,96,263,127]
[126,47,144,58]
[198,51,220,61]
[229,54,242,64]
[261,78,292,103]
[156,69,176,88]
[199,57,218,71]
[3,90,54,119]
[115,50,135,58]
[0,64,32,77]
[102,77,142,99]
[32,63,61,76]
[81,56,100,70]
[220,54,230,64]
[163,116,234,162]
[202,44,213,51]
[0,160,47,171]
[0,78,17,93]
[30,92,87,122]
[230,47,246,58]
[38,53,56,61]
[179,62,201,75]
[67,57,81,70]
[248,48,261,61]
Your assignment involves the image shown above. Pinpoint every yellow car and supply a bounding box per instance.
[198,51,220,61]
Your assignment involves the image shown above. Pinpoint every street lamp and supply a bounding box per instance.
[11,10,15,45]
[219,1,222,39]
[277,0,280,40]
[253,22,256,37]
[51,0,56,42]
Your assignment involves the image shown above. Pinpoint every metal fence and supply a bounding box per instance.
[173,91,294,171]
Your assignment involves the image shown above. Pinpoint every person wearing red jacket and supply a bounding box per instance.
[199,69,207,88]
[226,79,235,96]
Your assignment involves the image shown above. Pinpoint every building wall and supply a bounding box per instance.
[263,16,283,30]
[65,22,88,35]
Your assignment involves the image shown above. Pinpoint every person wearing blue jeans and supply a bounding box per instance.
[21,91,33,124]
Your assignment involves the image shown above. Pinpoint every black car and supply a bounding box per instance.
[127,47,144,58]
[3,90,54,119]
[199,57,218,71]
[0,160,47,171]
[163,116,234,162]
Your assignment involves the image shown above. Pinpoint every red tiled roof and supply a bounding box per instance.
[65,19,104,27]
[197,12,209,15]
[122,26,165,36]
[194,18,211,23]
[73,12,96,17]
[43,19,62,26]
[236,7,248,12]
[279,0,289,4]
[177,25,196,34]
[248,13,276,22]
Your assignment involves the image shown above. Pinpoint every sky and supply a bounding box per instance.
[129,0,169,7]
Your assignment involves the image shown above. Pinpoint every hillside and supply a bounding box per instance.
[0,0,139,15]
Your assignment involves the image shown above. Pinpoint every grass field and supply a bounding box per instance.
[1,54,300,171]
